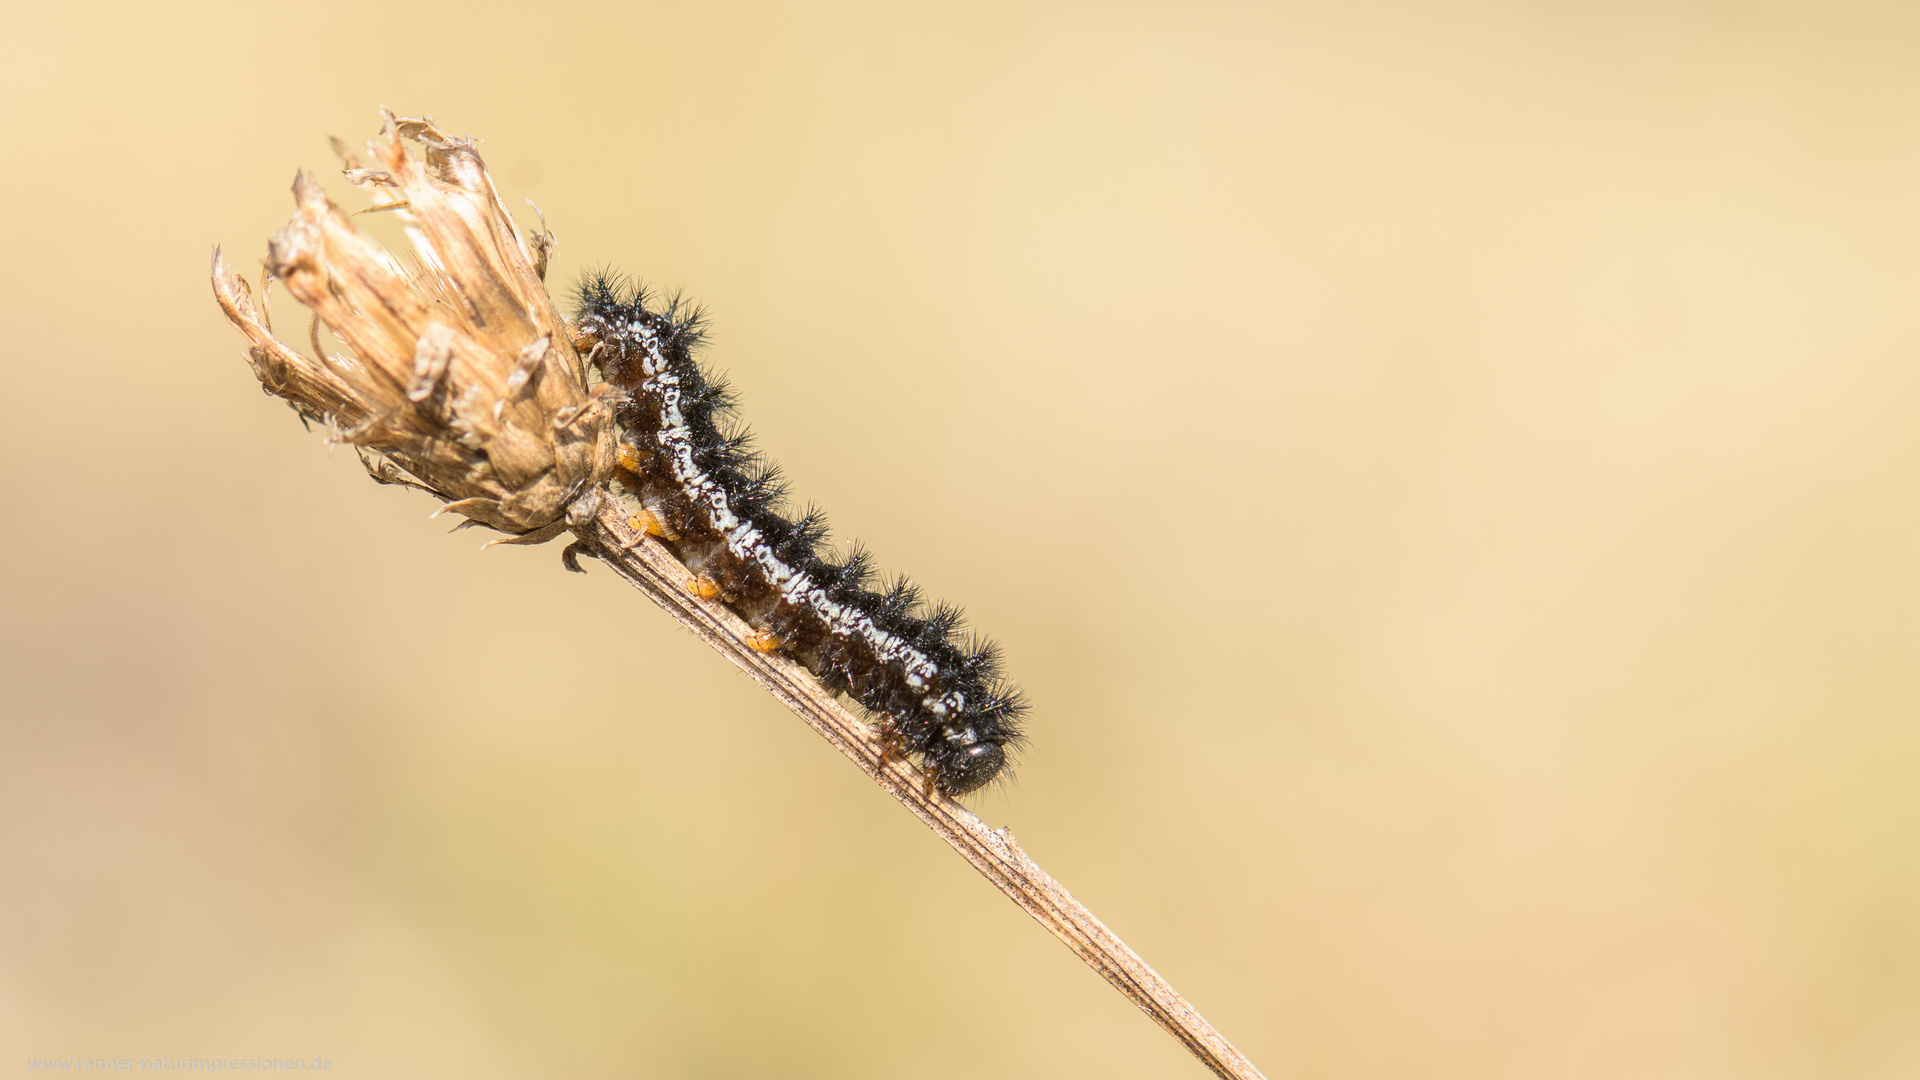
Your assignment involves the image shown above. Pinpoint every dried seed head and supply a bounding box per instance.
[212,112,612,541]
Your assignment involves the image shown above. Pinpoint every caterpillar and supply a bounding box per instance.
[569,272,1026,797]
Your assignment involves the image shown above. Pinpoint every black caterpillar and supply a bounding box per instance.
[570,272,1026,796]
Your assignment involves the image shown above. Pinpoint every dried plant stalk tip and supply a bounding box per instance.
[211,111,612,536]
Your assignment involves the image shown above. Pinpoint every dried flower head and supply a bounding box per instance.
[211,112,612,542]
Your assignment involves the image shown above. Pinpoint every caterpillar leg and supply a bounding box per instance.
[628,507,676,541]
[875,719,908,766]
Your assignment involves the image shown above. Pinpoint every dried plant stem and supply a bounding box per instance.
[564,493,1267,1080]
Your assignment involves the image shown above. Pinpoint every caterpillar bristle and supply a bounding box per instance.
[829,545,878,597]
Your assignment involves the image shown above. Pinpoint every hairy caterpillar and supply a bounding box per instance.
[570,273,1026,796]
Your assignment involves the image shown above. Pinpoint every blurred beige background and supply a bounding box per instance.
[3,1,1918,1077]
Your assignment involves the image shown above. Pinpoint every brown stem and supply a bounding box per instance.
[565,492,1268,1080]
